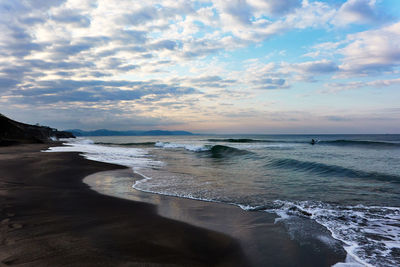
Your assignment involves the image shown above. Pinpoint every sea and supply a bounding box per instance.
[46,134,400,266]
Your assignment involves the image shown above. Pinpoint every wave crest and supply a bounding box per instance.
[154,142,251,158]
[207,138,272,143]
[208,145,250,158]
[207,138,400,149]
[95,142,156,146]
[267,158,400,183]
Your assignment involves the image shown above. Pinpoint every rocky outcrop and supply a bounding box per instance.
[0,114,75,146]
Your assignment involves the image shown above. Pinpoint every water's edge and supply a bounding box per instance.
[46,137,400,266]
[83,168,348,267]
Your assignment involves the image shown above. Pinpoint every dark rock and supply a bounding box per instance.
[0,114,75,146]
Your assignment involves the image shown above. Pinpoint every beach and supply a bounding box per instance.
[44,134,400,266]
[85,169,347,266]
[1,0,399,265]
[0,143,348,266]
[0,144,247,266]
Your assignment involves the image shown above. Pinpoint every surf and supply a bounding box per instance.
[266,158,400,183]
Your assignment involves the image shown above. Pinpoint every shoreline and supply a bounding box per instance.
[85,168,347,267]
[0,144,248,266]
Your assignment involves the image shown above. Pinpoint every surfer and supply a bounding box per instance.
[311,139,316,145]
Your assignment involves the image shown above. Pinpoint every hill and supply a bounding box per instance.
[0,114,74,146]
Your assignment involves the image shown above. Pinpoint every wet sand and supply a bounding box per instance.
[85,169,347,267]
[0,144,248,266]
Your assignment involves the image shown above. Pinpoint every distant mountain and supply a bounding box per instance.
[0,114,75,146]
[143,130,194,136]
[67,129,194,136]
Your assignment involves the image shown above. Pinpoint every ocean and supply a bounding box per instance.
[47,134,400,266]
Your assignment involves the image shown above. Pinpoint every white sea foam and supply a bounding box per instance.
[235,143,299,150]
[237,204,257,210]
[268,200,400,267]
[153,141,298,154]
[154,141,210,152]
[132,169,221,204]
[45,138,162,169]
[130,170,400,267]
[154,141,298,152]
[43,137,400,267]
[44,139,207,201]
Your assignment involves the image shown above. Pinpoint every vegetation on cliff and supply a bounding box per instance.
[0,114,74,146]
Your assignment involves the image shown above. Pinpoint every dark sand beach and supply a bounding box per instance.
[0,144,346,266]
[0,144,247,266]
[85,169,347,267]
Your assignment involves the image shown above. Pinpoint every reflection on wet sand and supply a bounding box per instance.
[84,169,346,267]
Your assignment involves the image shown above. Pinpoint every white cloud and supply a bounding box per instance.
[247,0,301,16]
[368,78,400,87]
[285,60,339,74]
[325,78,400,92]
[0,0,399,130]
[302,20,400,77]
[284,0,336,29]
[334,0,379,26]
[210,0,338,42]
[338,21,400,76]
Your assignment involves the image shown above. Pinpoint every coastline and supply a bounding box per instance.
[85,169,347,267]
[0,144,248,266]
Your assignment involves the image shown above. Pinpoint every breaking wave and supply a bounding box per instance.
[267,200,400,267]
[207,138,274,143]
[95,142,156,146]
[154,141,251,158]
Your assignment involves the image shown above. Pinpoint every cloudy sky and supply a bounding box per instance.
[1,0,399,133]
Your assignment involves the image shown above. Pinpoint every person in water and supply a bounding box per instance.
[311,139,316,145]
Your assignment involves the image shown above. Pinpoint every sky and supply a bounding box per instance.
[0,0,400,134]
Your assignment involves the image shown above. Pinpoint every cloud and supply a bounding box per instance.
[324,115,352,121]
[248,0,301,16]
[8,79,200,104]
[117,30,147,44]
[214,0,253,26]
[0,0,66,14]
[183,75,236,88]
[50,8,91,27]
[263,60,340,83]
[368,78,400,88]
[303,21,400,78]
[2,105,186,131]
[149,40,178,50]
[288,60,339,74]
[26,59,95,70]
[253,78,288,90]
[237,60,289,89]
[0,0,67,58]
[334,0,381,26]
[325,78,400,92]
[338,21,400,76]
[323,81,365,92]
[0,77,19,90]
[119,6,160,26]
[0,0,399,132]
[209,0,338,43]
[50,42,93,58]
[0,24,44,57]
